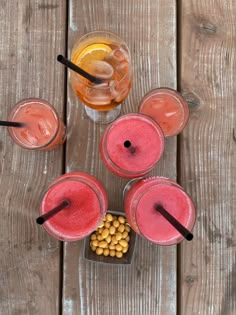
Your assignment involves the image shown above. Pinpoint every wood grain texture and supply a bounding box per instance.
[0,1,66,314]
[64,1,177,314]
[179,1,236,315]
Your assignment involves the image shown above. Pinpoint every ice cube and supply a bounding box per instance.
[21,129,39,145]
[109,80,119,99]
[38,119,53,138]
[105,47,129,71]
[149,99,166,109]
[84,83,111,106]
[112,48,128,62]
[114,86,130,103]
[150,102,163,109]
[117,60,129,73]
[109,80,116,88]
[88,60,114,80]
[165,111,177,117]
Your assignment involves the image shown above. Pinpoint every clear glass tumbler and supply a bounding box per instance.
[70,31,132,124]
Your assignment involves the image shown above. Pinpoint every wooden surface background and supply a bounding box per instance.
[179,1,236,315]
[0,0,235,314]
[0,1,66,315]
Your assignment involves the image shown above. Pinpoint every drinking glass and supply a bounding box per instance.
[100,113,165,178]
[70,31,132,124]
[123,176,196,245]
[7,98,66,150]
[39,172,108,241]
[139,88,189,137]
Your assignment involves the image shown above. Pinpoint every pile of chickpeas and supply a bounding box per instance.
[90,213,131,258]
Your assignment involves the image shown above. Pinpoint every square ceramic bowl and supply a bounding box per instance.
[83,210,136,265]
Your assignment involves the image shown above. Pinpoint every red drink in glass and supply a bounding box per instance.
[139,88,189,137]
[7,98,66,150]
[100,113,164,178]
[39,172,108,241]
[124,176,196,245]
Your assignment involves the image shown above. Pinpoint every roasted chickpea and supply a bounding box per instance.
[104,221,111,229]
[122,231,128,239]
[103,249,109,256]
[119,240,128,248]
[96,247,103,255]
[113,220,120,228]
[110,250,116,257]
[109,226,116,235]
[91,233,97,241]
[118,224,125,233]
[106,213,113,222]
[101,228,109,239]
[115,232,122,241]
[115,244,123,251]
[118,216,125,224]
[116,251,123,258]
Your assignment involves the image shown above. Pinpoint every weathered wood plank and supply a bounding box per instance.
[64,1,177,314]
[0,1,66,314]
[179,1,236,315]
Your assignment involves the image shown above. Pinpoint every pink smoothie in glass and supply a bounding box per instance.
[139,88,189,137]
[124,177,195,245]
[40,172,108,241]
[100,113,165,178]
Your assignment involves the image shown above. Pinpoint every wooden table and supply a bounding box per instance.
[0,1,235,314]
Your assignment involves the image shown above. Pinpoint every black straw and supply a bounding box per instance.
[0,121,25,127]
[124,140,136,154]
[57,55,103,84]
[155,204,193,241]
[36,200,70,225]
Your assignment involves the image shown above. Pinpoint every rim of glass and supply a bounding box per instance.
[138,87,190,137]
[102,113,165,176]
[40,176,105,241]
[70,30,132,89]
[7,98,61,150]
[134,182,196,245]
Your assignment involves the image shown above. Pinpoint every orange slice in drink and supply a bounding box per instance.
[72,43,112,72]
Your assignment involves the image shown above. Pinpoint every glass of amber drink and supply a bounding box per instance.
[70,31,132,124]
